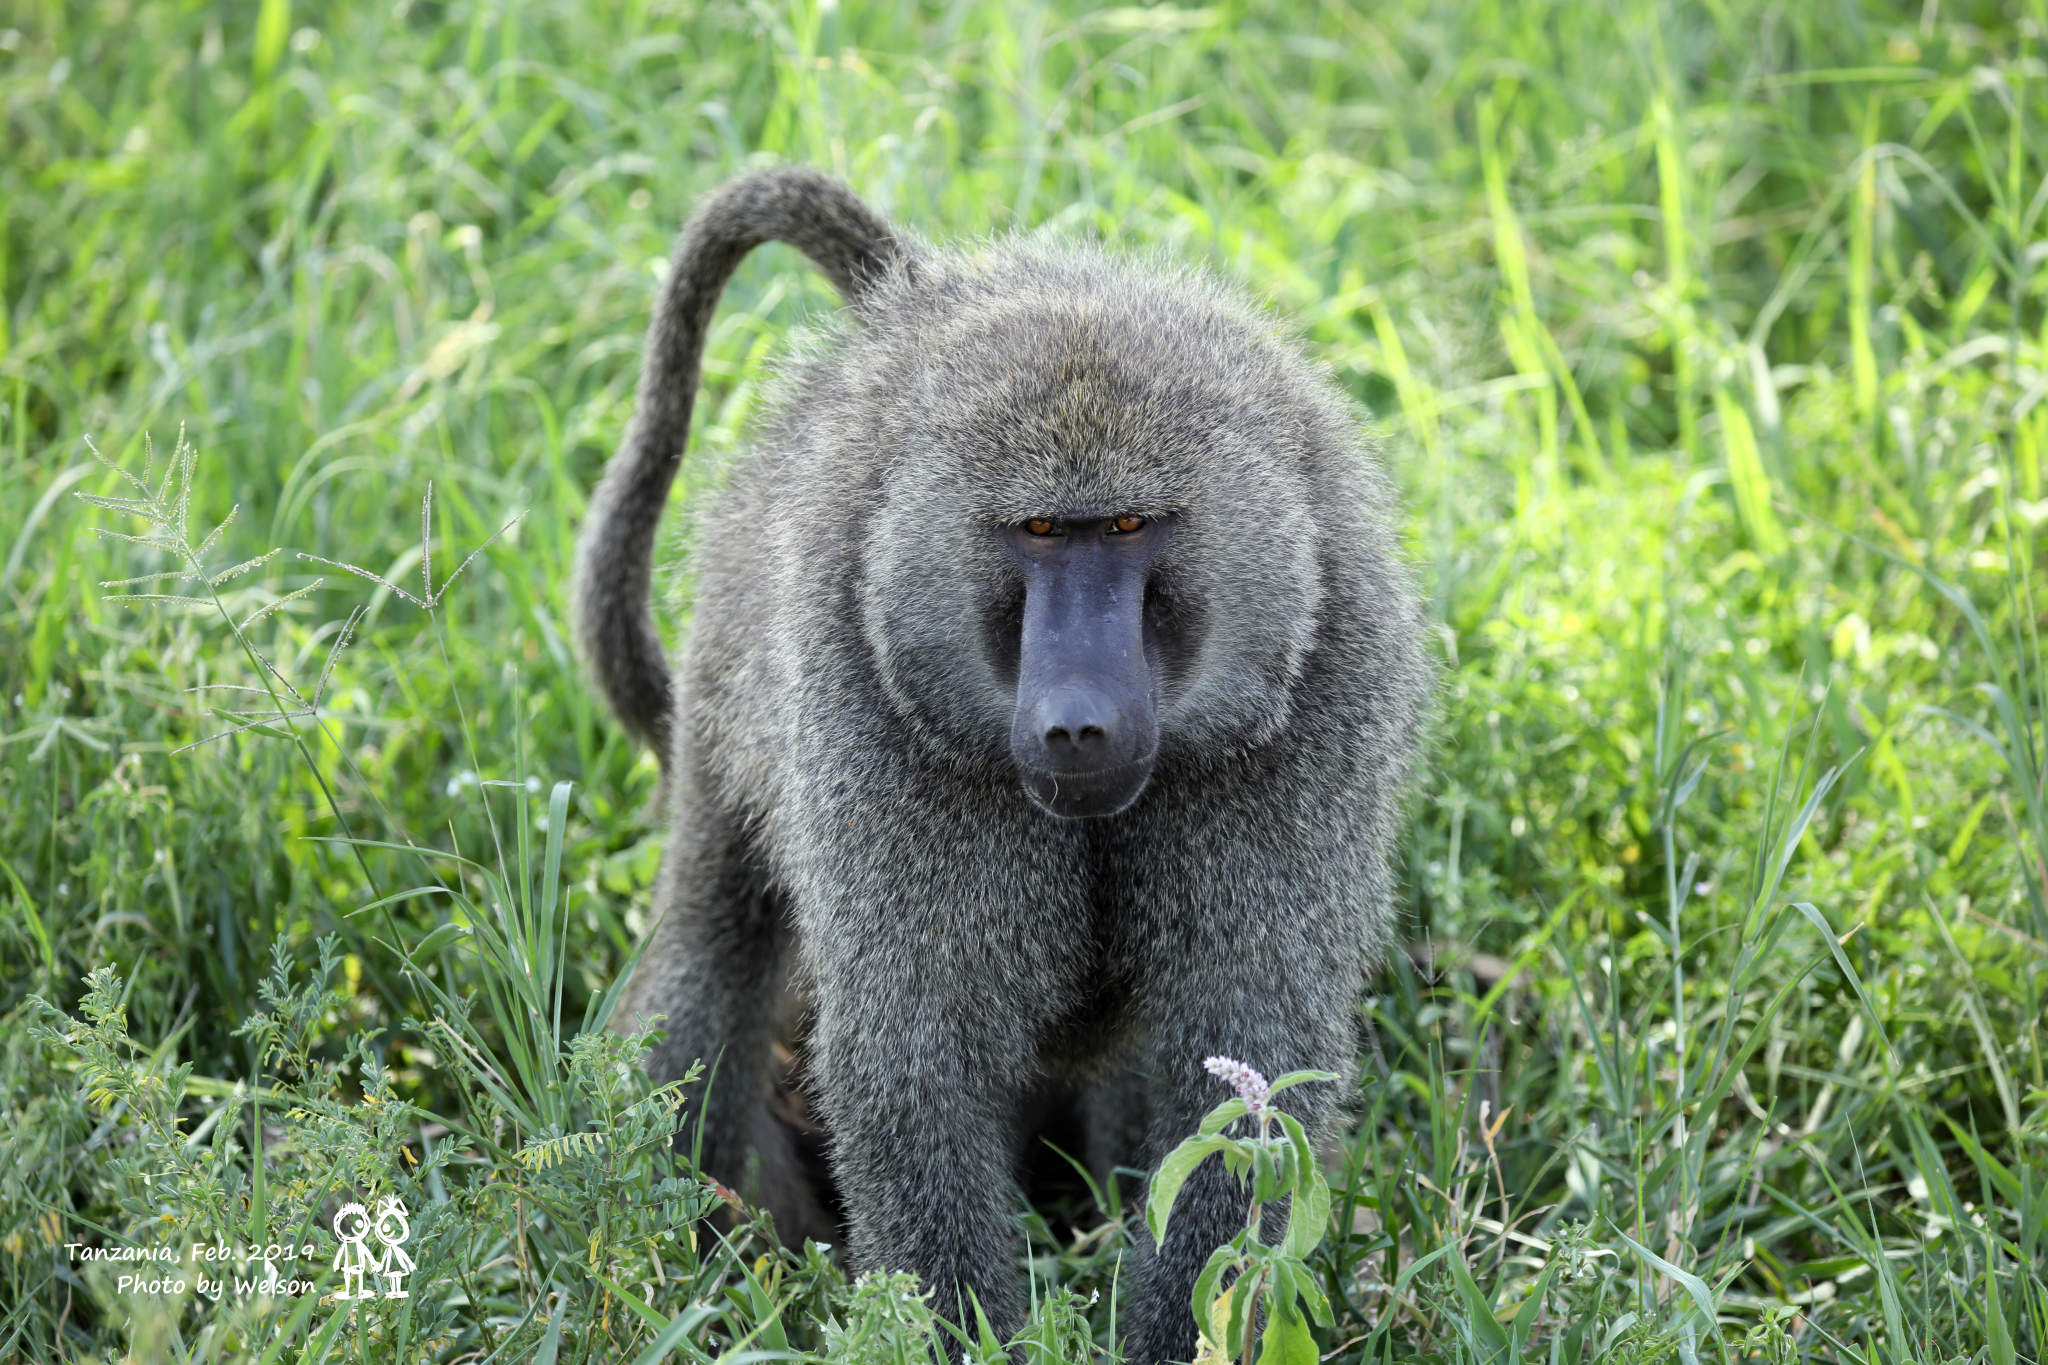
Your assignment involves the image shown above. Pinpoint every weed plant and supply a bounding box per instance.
[2,0,2045,1362]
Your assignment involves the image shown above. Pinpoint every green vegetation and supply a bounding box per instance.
[3,0,2044,1360]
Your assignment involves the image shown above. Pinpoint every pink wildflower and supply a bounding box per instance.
[1203,1055,1271,1114]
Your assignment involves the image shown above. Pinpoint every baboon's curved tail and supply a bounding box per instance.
[571,168,901,757]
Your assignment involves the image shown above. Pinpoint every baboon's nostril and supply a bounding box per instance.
[1033,685,1119,766]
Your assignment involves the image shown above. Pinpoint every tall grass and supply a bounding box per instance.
[2,0,2043,1361]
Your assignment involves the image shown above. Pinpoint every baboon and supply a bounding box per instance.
[572,166,1431,1364]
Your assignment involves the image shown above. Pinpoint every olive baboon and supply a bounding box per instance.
[571,166,1431,1364]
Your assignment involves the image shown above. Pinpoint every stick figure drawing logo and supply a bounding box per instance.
[331,1197,414,1300]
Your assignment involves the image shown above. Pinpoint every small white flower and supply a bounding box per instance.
[1203,1055,1271,1113]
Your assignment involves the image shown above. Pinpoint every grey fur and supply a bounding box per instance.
[571,166,1432,1365]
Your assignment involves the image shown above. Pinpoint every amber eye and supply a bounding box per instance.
[1111,514,1146,533]
[1025,517,1057,536]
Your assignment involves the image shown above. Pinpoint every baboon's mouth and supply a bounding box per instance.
[1017,754,1156,819]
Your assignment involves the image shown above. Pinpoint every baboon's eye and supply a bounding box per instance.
[1110,514,1146,534]
[1025,518,1057,536]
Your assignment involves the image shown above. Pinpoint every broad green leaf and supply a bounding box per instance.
[1199,1097,1250,1136]
[1267,1069,1340,1094]
[1227,1269,1255,1358]
[1280,1168,1330,1260]
[1192,1242,1239,1337]
[1146,1135,1230,1243]
[1255,1306,1320,1365]
[1269,1258,1300,1322]
[1253,1141,1282,1203]
[1279,1112,1315,1185]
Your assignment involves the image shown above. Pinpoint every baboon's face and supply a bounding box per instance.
[1001,512,1174,818]
[855,272,1331,820]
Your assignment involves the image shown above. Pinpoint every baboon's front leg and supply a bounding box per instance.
[813,993,1036,1343]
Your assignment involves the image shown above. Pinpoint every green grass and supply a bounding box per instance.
[2,0,2045,1361]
